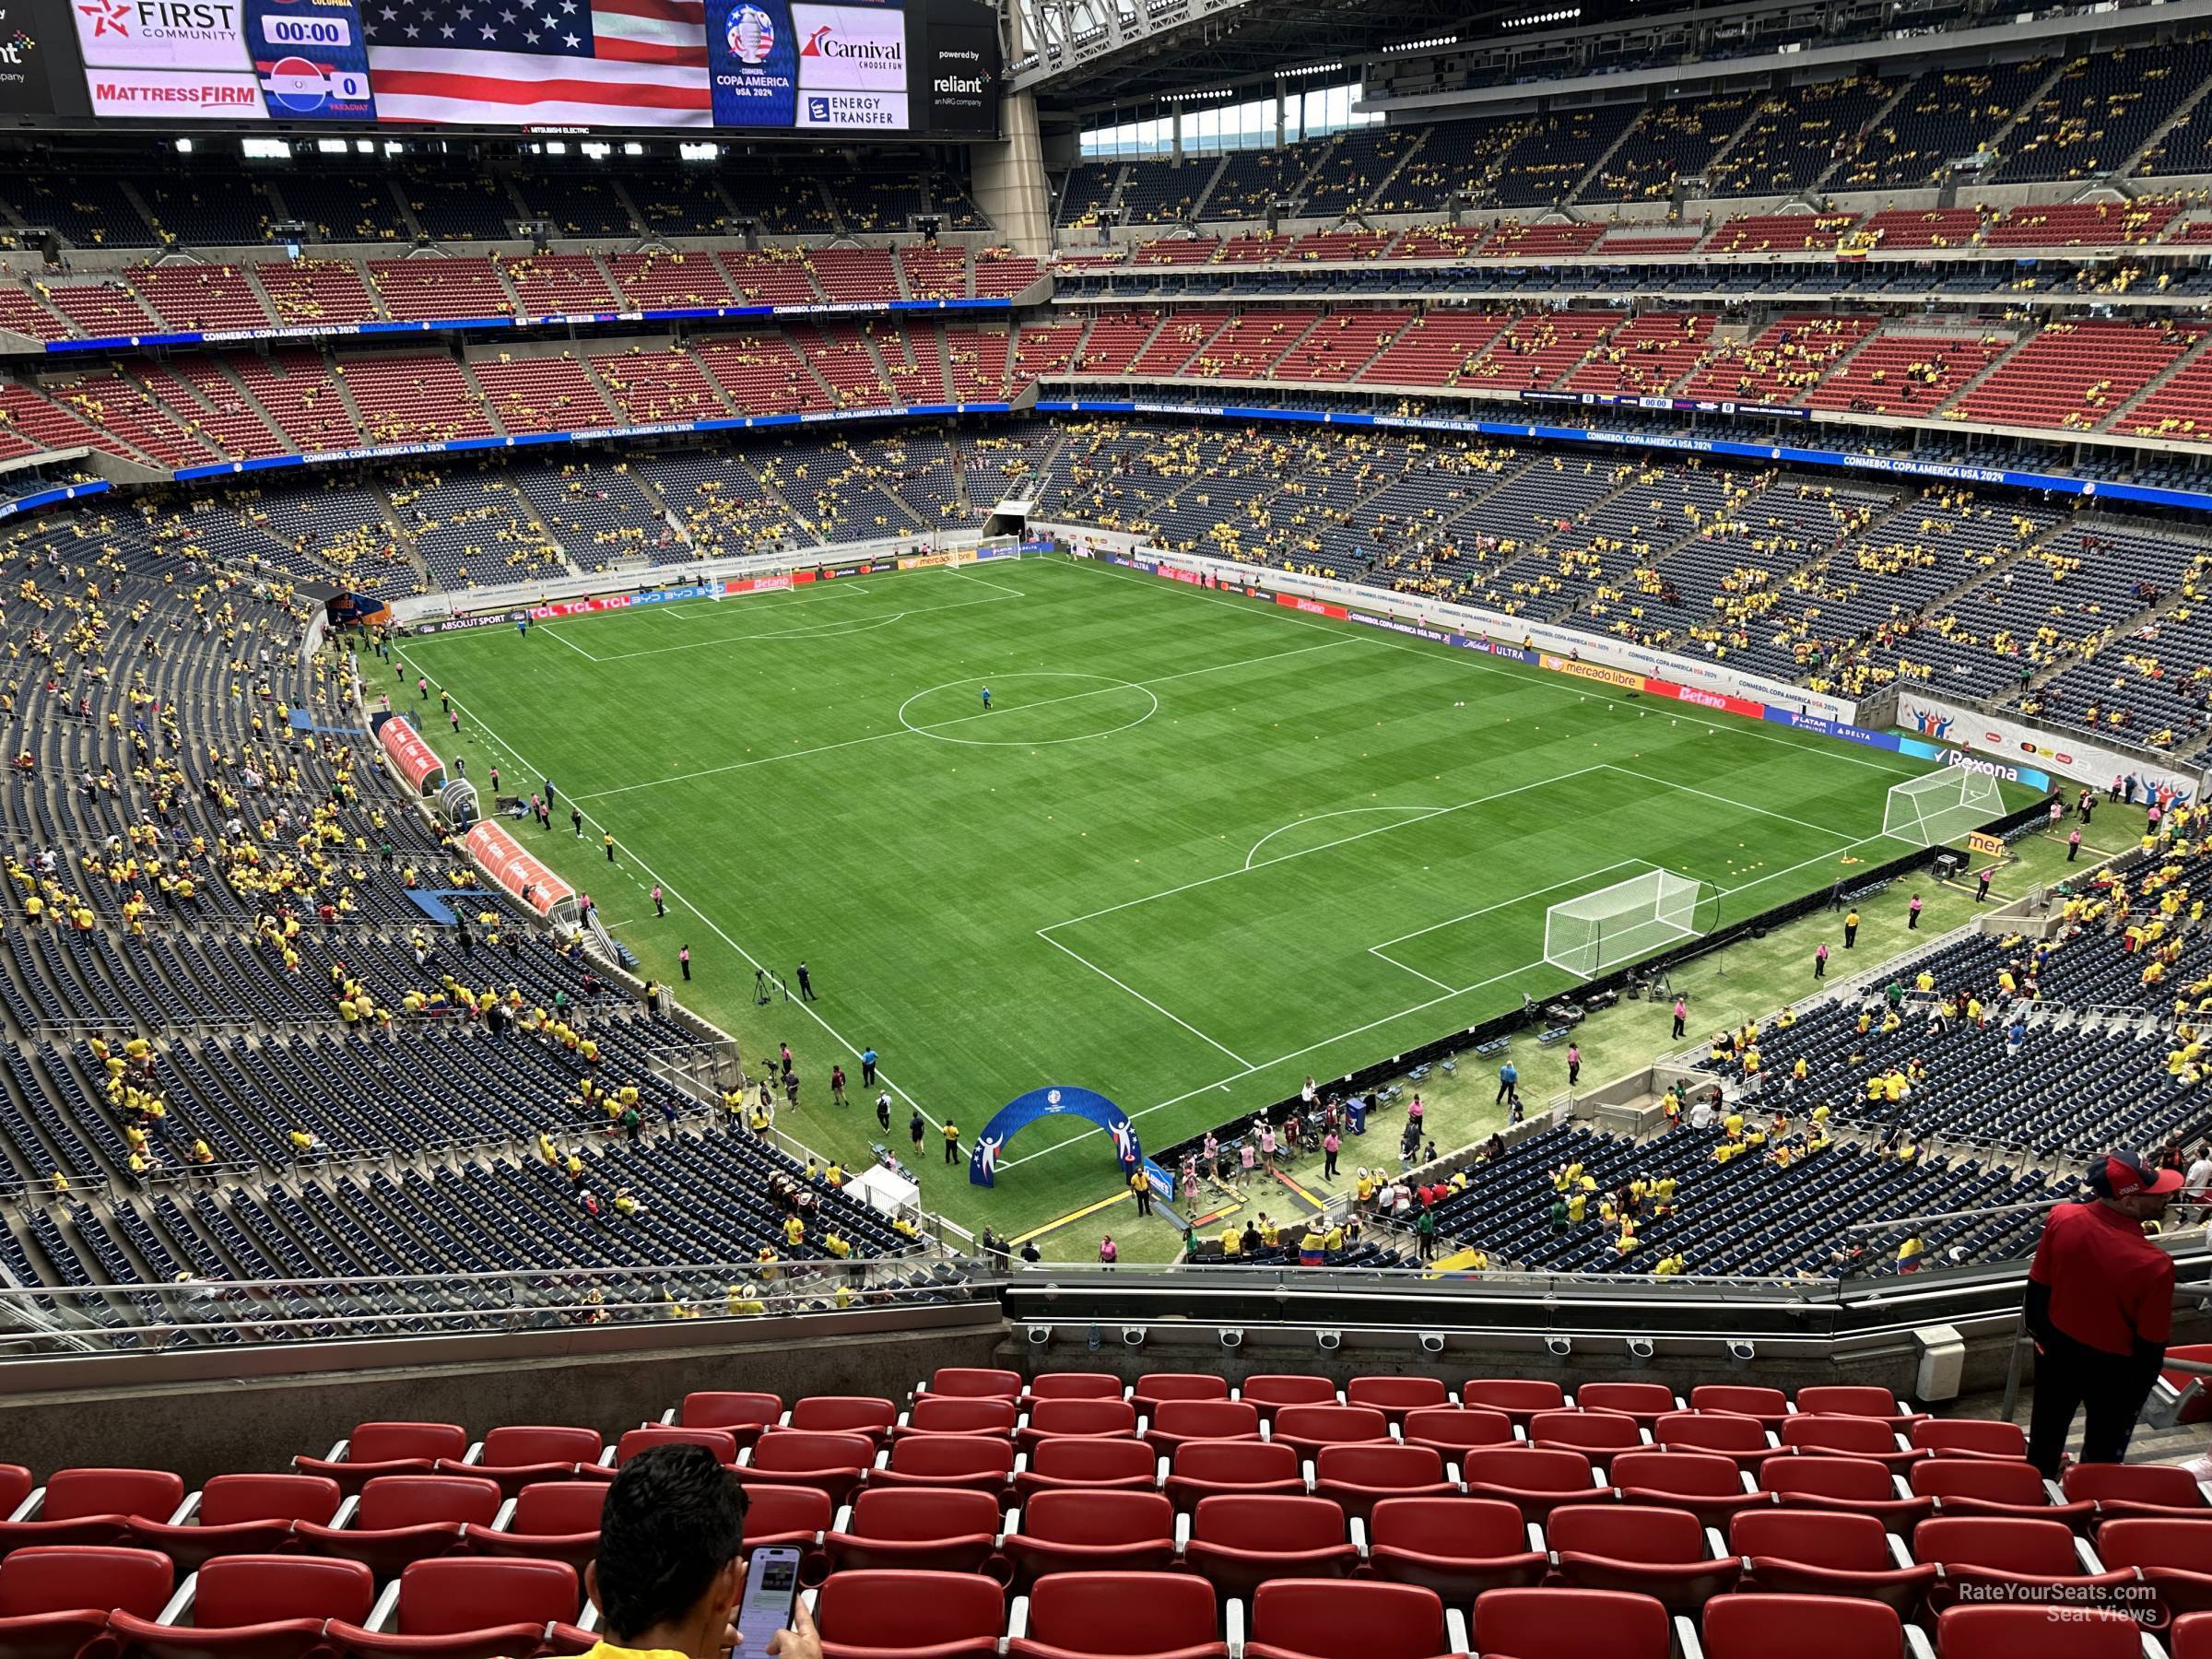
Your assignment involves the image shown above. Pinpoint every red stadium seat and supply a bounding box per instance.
[865,1434,1015,1501]
[2089,1517,2212,1619]
[436,1430,600,1499]
[1268,1406,1389,1461]
[1244,1580,1455,1659]
[2179,1612,2212,1659]
[1459,1381,1566,1430]
[1652,1412,1774,1470]
[1131,1376,1230,1414]
[460,1483,604,1571]
[1936,1606,2142,1659]
[1311,1444,1456,1523]
[1528,1410,1644,1471]
[920,1370,1022,1401]
[1239,1378,1340,1424]
[1572,1384,1683,1428]
[114,1555,377,1659]
[894,1398,1018,1441]
[1161,1441,1303,1513]
[1913,1516,2133,1613]
[1014,1437,1155,1502]
[1689,1387,1793,1430]
[1547,1501,1740,1611]
[812,1569,1003,1659]
[1182,1495,1358,1599]
[0,1470,186,1554]
[1007,1571,1226,1659]
[1471,1586,1670,1659]
[131,1477,343,1571]
[611,1429,736,1467]
[1459,1447,1609,1521]
[1609,1451,1763,1524]
[1760,1456,1932,1532]
[672,1394,783,1447]
[1911,1421,2029,1462]
[1343,1378,1450,1428]
[742,1487,832,1549]
[1794,1388,1924,1434]
[1779,1417,1923,1470]
[326,1558,578,1659]
[1365,1497,1547,1601]
[737,1433,876,1507]
[1143,1402,1260,1460]
[295,1477,502,1579]
[0,1545,172,1659]
[1016,1399,1138,1454]
[1732,1507,1937,1611]
[1700,1593,1906,1659]
[1910,1459,2092,1524]
[1401,1409,1515,1457]
[298,1430,468,1498]
[782,1400,897,1444]
[821,1488,1003,1577]
[0,1473,28,1522]
[2063,1462,2212,1522]
[1022,1375,1125,1406]
[1001,1489,1176,1590]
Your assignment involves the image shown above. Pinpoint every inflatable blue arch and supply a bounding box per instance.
[969,1086,1141,1188]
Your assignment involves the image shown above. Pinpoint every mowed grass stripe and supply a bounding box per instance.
[395,553,2012,1235]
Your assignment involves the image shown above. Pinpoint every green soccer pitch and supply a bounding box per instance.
[391,551,2024,1240]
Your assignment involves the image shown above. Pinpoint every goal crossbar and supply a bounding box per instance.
[1543,867,1712,979]
[1882,766,2006,848]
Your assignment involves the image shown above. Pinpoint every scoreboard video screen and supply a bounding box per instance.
[0,0,996,134]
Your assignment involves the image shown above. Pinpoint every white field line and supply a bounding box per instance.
[994,955,1554,1171]
[1596,762,1853,840]
[573,634,1356,803]
[1716,831,1894,898]
[1241,805,1450,872]
[1039,765,1610,936]
[1036,931,1252,1068]
[1368,858,1653,950]
[1050,553,1926,781]
[384,641,958,1144]
[538,625,597,662]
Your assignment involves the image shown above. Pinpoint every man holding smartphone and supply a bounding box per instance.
[583,1444,821,1659]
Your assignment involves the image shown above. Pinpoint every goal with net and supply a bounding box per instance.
[1882,766,2006,848]
[1543,869,1715,979]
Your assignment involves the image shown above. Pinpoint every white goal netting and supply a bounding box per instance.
[1882,767,2006,848]
[1543,869,1710,979]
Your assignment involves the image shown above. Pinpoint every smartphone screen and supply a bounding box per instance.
[730,1547,802,1659]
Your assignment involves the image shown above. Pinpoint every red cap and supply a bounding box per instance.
[2089,1151,2185,1199]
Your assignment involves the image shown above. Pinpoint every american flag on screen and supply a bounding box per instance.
[362,0,712,125]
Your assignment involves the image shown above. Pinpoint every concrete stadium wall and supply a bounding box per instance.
[0,1305,1008,1487]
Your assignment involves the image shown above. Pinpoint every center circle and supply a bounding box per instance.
[898,673,1159,747]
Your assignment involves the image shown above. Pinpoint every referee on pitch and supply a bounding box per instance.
[2024,1149,2181,1476]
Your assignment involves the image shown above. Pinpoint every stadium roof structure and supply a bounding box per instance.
[1011,0,1490,105]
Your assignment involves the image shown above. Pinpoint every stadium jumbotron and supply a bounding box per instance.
[1,0,2212,1650]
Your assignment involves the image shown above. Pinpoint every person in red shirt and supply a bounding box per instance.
[2025,1149,2182,1476]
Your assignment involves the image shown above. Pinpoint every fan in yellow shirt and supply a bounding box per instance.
[578,1441,822,1659]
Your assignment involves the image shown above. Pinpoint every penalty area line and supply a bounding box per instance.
[1034,929,1253,1069]
[993,955,1557,1173]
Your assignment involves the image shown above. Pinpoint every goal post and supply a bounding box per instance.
[1881,766,2006,848]
[1543,868,1717,979]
